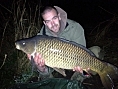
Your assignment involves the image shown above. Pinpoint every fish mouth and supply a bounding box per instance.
[15,43,20,50]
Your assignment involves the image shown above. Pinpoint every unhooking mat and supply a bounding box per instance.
[9,78,88,89]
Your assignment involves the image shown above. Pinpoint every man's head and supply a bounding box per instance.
[40,6,61,33]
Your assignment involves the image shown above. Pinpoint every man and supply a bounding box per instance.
[28,6,103,82]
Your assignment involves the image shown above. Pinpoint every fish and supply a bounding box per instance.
[15,35,118,89]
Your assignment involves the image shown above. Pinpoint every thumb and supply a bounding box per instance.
[27,54,31,60]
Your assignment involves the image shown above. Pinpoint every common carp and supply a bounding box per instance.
[15,35,118,89]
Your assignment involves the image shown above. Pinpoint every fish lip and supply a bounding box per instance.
[15,43,20,50]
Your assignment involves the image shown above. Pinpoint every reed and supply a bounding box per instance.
[0,0,42,88]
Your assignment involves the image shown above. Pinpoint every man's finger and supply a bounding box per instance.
[73,66,83,74]
[27,54,31,60]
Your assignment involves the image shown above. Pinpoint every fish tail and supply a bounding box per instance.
[99,63,118,89]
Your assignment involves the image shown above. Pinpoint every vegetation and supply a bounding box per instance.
[0,0,41,88]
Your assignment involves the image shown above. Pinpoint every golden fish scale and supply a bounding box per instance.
[36,38,105,73]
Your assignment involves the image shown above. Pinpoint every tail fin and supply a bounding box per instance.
[99,63,118,89]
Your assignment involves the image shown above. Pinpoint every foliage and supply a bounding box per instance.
[0,0,42,88]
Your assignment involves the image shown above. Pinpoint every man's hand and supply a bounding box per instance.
[27,53,46,72]
[73,66,91,77]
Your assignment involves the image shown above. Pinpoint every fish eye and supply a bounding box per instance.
[22,41,26,45]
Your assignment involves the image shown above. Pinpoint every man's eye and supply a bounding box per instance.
[45,20,50,23]
[53,16,58,19]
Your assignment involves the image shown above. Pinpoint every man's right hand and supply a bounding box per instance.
[27,53,46,72]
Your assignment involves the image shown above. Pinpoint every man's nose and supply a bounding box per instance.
[51,20,55,26]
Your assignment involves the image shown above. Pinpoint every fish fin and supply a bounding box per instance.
[83,69,92,77]
[99,63,118,89]
[53,67,66,77]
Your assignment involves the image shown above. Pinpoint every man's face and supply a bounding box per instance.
[42,9,61,33]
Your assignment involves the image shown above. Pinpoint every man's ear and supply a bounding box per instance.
[58,13,61,20]
[43,21,46,25]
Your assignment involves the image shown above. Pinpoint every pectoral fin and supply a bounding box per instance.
[83,69,92,77]
[53,67,66,77]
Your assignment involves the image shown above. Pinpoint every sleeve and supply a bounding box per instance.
[71,23,86,47]
[37,66,54,79]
